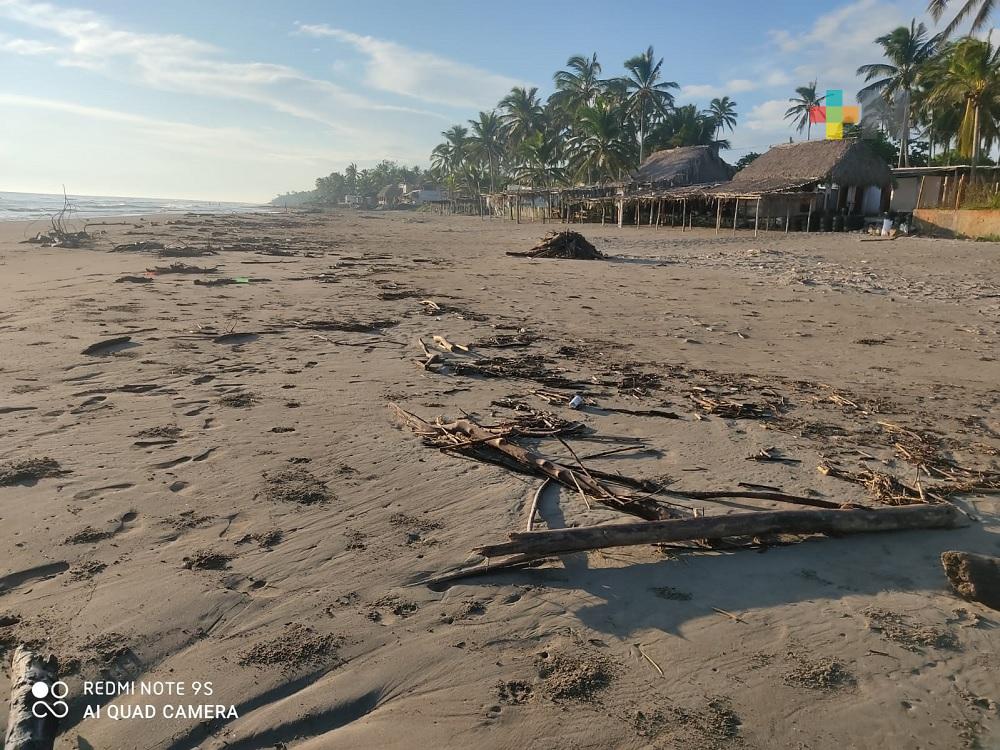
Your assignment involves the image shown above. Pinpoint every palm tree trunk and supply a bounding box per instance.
[972,102,982,183]
[807,120,812,141]
[900,94,910,168]
[638,104,646,164]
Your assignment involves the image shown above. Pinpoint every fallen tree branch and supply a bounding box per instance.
[389,403,679,520]
[475,504,968,558]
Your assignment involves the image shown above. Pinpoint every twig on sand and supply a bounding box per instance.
[526,478,552,532]
[635,643,664,676]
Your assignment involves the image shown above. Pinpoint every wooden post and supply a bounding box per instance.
[618,198,624,228]
[785,204,790,234]
[649,199,656,226]
[601,202,606,226]
[681,199,687,232]
[754,196,761,237]
[635,199,640,227]
[806,199,813,232]
[955,173,966,209]
[732,198,739,236]
[4,647,61,750]
[715,198,722,234]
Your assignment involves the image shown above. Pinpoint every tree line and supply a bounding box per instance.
[785,6,1000,174]
[274,0,1000,205]
[427,47,740,197]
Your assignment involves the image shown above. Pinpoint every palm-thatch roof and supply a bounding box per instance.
[632,146,733,188]
[727,139,891,193]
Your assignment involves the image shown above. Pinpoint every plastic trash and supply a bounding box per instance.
[569,395,584,409]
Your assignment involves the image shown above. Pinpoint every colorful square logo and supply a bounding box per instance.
[809,90,859,140]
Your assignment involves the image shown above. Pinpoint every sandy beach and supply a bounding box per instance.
[1,210,999,749]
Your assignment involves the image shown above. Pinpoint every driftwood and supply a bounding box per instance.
[146,263,219,274]
[476,504,967,558]
[4,646,61,750]
[941,551,1000,610]
[390,404,678,521]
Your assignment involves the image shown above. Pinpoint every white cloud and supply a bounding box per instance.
[0,93,348,164]
[679,83,722,99]
[0,35,56,54]
[744,98,790,132]
[295,22,524,110]
[726,79,757,93]
[0,0,444,136]
[768,0,929,86]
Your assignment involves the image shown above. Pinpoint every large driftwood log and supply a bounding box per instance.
[4,646,60,750]
[476,504,967,558]
[941,551,1000,610]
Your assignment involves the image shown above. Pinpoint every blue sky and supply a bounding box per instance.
[0,0,937,202]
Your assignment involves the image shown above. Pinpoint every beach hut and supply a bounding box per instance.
[377,185,403,208]
[728,139,890,228]
[631,145,734,189]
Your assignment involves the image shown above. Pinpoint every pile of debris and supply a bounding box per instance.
[508,231,605,260]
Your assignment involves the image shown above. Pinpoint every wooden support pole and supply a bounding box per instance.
[681,199,687,232]
[785,204,790,234]
[475,504,967,559]
[732,198,739,236]
[806,199,813,232]
[635,199,640,227]
[4,647,61,750]
[618,198,624,228]
[715,199,722,234]
[754,196,761,237]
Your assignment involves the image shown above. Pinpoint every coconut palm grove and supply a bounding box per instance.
[274,0,1000,205]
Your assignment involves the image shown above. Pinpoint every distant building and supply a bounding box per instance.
[378,185,403,208]
[401,187,443,205]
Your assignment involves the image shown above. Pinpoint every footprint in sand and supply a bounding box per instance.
[0,561,71,594]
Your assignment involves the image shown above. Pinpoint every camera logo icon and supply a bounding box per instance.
[30,681,70,719]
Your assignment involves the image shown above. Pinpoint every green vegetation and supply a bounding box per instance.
[271,160,426,207]
[276,5,1000,205]
[426,46,739,196]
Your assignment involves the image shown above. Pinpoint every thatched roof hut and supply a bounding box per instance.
[718,139,891,196]
[632,146,733,188]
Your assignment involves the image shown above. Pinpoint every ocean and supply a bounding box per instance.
[0,191,263,222]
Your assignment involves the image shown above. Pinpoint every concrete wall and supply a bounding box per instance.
[914,208,1000,238]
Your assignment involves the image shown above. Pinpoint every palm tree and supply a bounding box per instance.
[928,0,996,37]
[857,20,940,166]
[499,86,544,145]
[345,162,358,194]
[621,46,678,164]
[707,96,738,141]
[928,37,1000,179]
[468,110,505,193]
[431,125,470,196]
[513,132,565,188]
[552,53,604,114]
[784,81,825,140]
[647,104,725,150]
[566,102,636,183]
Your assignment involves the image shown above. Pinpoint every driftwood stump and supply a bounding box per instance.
[941,551,1000,610]
[4,646,60,750]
